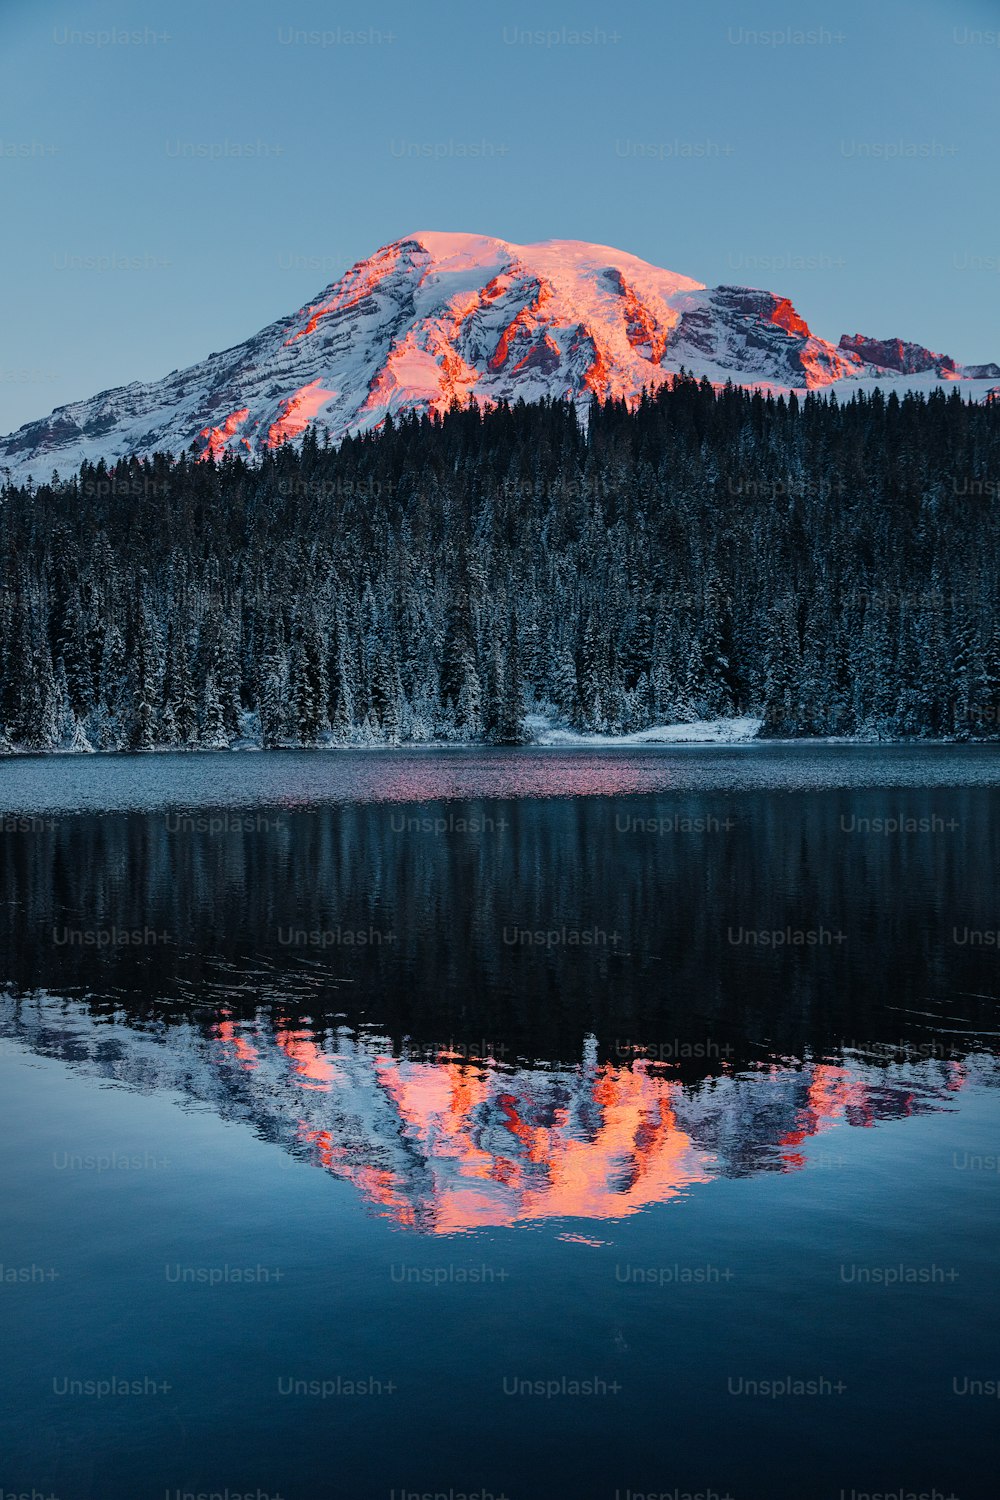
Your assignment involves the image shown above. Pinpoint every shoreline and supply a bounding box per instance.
[3,734,999,759]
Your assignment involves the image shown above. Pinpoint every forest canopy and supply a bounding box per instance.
[1,376,999,751]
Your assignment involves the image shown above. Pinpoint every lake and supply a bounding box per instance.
[0,747,998,1500]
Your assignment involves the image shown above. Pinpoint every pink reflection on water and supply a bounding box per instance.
[205,1012,973,1234]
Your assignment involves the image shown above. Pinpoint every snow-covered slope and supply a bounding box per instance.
[2,230,996,483]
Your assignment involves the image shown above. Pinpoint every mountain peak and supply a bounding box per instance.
[1,233,995,482]
[838,333,958,378]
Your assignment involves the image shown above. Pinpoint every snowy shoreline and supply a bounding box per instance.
[527,715,763,746]
[2,716,997,756]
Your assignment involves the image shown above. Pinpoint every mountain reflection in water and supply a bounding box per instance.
[1,993,987,1235]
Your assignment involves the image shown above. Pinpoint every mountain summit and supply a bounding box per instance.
[2,231,996,482]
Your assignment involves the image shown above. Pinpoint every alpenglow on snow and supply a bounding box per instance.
[2,231,998,483]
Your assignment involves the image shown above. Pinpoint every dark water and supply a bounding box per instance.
[0,748,998,1500]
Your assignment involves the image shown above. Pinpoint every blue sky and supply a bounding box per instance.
[1,0,998,430]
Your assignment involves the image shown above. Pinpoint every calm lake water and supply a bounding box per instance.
[0,747,998,1499]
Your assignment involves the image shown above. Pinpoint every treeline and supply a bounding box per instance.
[1,376,999,751]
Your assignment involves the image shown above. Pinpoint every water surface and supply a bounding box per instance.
[0,748,997,1499]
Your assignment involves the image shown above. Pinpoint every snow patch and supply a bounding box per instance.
[528,716,764,746]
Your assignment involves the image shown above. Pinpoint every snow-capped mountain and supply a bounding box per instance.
[2,230,997,484]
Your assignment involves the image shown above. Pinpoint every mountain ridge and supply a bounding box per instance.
[2,230,996,482]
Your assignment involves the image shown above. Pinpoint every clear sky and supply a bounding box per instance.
[1,0,998,431]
